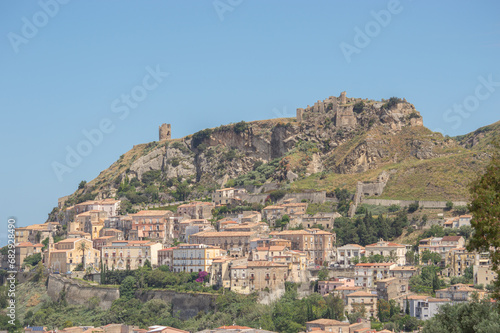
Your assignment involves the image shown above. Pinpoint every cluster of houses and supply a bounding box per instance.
[23,319,388,333]
[4,192,496,325]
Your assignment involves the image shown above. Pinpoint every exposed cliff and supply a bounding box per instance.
[54,94,498,212]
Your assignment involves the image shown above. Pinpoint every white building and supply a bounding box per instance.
[354,262,397,288]
[364,239,407,266]
[336,244,365,267]
[404,295,451,320]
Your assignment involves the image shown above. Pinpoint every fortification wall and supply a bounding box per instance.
[47,274,119,309]
[135,290,217,320]
[46,275,217,319]
[362,199,468,208]
[280,191,327,204]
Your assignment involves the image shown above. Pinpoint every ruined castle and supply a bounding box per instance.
[159,123,171,141]
[296,91,357,127]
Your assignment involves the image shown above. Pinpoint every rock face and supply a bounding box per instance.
[78,93,451,201]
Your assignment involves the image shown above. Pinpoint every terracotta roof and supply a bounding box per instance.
[247,261,287,267]
[306,319,349,326]
[442,236,463,242]
[347,291,377,297]
[131,210,173,216]
[366,241,405,247]
[428,298,451,302]
[355,263,394,267]
[191,231,256,237]
[390,266,417,271]
[332,286,360,290]
[17,242,37,247]
[216,326,251,330]
[406,295,429,300]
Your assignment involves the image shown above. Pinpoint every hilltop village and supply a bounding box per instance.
[3,92,498,333]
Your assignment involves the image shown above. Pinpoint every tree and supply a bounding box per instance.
[445,201,453,210]
[459,225,473,239]
[23,253,42,267]
[324,294,344,321]
[408,201,419,213]
[377,299,391,322]
[420,250,442,265]
[317,267,329,281]
[78,241,89,268]
[467,144,500,299]
[78,180,87,189]
[120,276,137,300]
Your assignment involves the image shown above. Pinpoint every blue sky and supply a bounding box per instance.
[0,1,499,244]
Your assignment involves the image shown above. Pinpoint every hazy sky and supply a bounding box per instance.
[1,1,499,244]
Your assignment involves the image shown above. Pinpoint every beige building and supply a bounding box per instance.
[178,219,214,242]
[212,187,247,205]
[47,238,100,273]
[365,239,407,266]
[436,283,486,302]
[15,222,59,244]
[318,278,355,296]
[247,261,288,292]
[354,263,397,288]
[444,248,476,277]
[102,240,162,270]
[474,264,497,286]
[129,210,174,243]
[419,236,465,260]
[230,263,250,294]
[74,198,121,216]
[270,228,335,265]
[70,210,107,240]
[305,319,351,333]
[158,247,176,268]
[301,212,340,230]
[209,256,233,289]
[375,277,409,306]
[177,201,214,220]
[189,231,257,254]
[389,266,418,279]
[346,291,378,319]
[14,242,44,270]
[172,244,224,273]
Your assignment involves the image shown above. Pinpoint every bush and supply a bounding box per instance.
[353,101,365,114]
[445,201,453,210]
[170,158,180,167]
[407,202,419,213]
[192,128,213,148]
[269,190,287,202]
[382,97,403,110]
[388,204,401,212]
[234,121,248,134]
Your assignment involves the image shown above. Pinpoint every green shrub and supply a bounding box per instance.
[192,128,213,148]
[353,101,365,114]
[234,121,248,134]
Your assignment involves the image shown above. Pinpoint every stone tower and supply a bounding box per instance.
[340,91,347,104]
[296,108,304,122]
[159,123,171,141]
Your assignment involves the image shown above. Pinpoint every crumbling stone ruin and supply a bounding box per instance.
[159,123,171,141]
[349,171,390,217]
[296,91,357,128]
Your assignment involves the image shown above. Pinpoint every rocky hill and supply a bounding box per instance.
[54,92,497,214]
